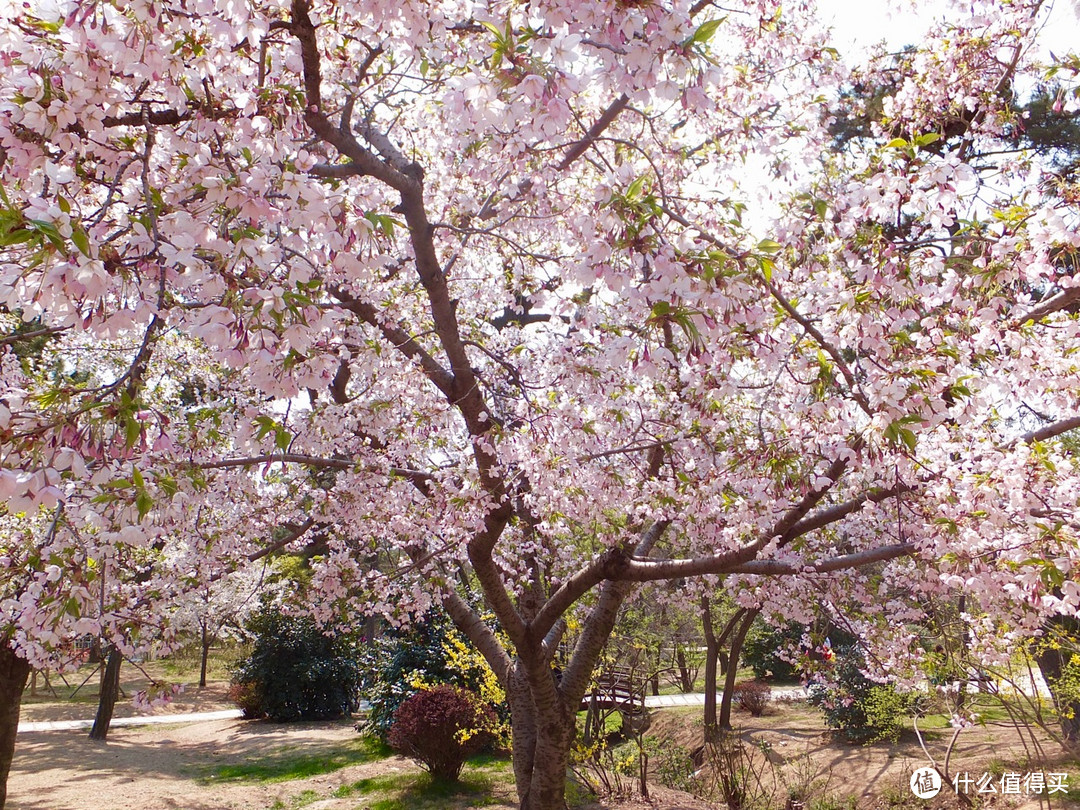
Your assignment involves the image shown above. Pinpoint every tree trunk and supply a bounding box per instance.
[507,662,575,810]
[676,645,693,692]
[703,636,720,728]
[89,647,122,741]
[702,601,744,732]
[0,644,30,810]
[702,599,719,729]
[719,609,758,730]
[199,622,210,688]
[1035,616,1080,749]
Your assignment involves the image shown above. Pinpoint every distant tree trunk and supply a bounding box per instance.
[676,645,693,692]
[0,644,30,810]
[718,609,759,731]
[703,604,748,731]
[199,622,211,688]
[89,647,122,741]
[1035,616,1080,749]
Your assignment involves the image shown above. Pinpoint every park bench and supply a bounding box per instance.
[581,667,650,741]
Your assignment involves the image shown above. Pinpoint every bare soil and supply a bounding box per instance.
[10,679,1080,810]
[646,703,1080,810]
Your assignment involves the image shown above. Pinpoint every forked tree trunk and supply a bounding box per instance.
[0,644,30,810]
[89,647,122,741]
[507,663,575,810]
[718,609,758,731]
[702,602,746,732]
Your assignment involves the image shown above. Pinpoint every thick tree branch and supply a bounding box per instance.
[1012,287,1080,326]
[623,542,917,581]
[1012,415,1080,447]
[530,520,669,650]
[246,518,317,563]
[784,484,909,540]
[441,588,513,684]
[290,0,415,194]
[0,326,69,347]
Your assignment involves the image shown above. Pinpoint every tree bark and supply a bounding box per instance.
[0,644,30,810]
[675,645,693,692]
[1035,616,1080,749]
[199,622,210,688]
[718,609,758,731]
[702,602,745,731]
[702,599,719,728]
[507,660,575,810]
[89,647,122,741]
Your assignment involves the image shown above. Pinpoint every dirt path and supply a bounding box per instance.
[9,718,420,810]
[11,682,1080,810]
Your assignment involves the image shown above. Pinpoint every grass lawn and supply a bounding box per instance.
[197,736,393,783]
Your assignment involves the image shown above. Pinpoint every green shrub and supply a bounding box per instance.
[387,685,496,780]
[358,609,508,741]
[743,621,805,681]
[230,608,361,722]
[807,646,912,743]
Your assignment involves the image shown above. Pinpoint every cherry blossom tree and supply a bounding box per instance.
[1,1,1080,808]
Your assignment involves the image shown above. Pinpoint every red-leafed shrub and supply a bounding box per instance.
[732,680,772,716]
[227,679,262,719]
[387,685,497,780]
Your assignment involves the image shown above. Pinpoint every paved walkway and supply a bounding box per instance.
[18,708,243,733]
[643,685,805,708]
[19,687,808,733]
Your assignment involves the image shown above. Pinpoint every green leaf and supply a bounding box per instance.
[158,474,179,498]
[478,20,503,39]
[625,175,648,201]
[760,257,775,282]
[274,427,292,452]
[27,219,67,250]
[756,238,782,254]
[884,137,909,150]
[71,226,90,257]
[125,416,142,447]
[136,489,154,521]
[687,19,723,45]
[0,228,36,247]
[883,416,921,452]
